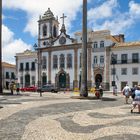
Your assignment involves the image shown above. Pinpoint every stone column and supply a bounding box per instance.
[73,48,78,88]
[48,51,51,84]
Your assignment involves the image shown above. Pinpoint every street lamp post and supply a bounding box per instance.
[34,43,42,97]
[111,53,116,93]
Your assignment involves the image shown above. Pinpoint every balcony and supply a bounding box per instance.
[92,47,105,52]
[19,68,24,72]
[110,59,140,65]
[31,68,36,71]
[92,63,104,68]
[25,68,30,71]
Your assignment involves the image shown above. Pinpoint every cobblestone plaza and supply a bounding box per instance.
[0,92,140,140]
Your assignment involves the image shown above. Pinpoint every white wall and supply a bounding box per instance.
[110,47,140,91]
[51,50,74,84]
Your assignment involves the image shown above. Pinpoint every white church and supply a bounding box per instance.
[15,8,140,91]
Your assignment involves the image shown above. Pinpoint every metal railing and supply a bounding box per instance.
[92,63,105,68]
[110,59,140,65]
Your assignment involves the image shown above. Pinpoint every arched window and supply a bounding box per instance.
[53,55,58,69]
[43,24,47,36]
[93,41,98,48]
[60,54,65,68]
[42,56,47,69]
[67,54,72,68]
[53,26,57,37]
[100,41,104,48]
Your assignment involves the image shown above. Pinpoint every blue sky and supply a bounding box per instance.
[2,0,140,64]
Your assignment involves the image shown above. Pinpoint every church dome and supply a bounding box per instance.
[42,8,55,20]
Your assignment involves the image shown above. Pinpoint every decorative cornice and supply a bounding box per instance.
[39,42,92,52]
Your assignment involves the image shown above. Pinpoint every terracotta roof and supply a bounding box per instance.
[75,29,110,35]
[2,62,16,68]
[114,41,140,47]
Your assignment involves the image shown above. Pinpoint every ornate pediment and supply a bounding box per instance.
[24,49,32,55]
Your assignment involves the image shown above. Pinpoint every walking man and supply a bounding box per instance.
[122,84,131,104]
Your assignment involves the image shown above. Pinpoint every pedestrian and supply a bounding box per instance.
[122,84,131,104]
[10,82,14,95]
[13,83,16,94]
[131,85,140,113]
[131,85,137,100]
[16,83,20,95]
[113,85,117,96]
[99,85,103,98]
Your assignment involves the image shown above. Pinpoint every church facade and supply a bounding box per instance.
[15,8,140,91]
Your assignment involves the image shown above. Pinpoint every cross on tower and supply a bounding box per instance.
[60,13,67,25]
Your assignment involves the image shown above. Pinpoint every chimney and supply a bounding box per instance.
[119,34,125,42]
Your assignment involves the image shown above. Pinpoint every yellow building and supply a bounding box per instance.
[2,62,16,89]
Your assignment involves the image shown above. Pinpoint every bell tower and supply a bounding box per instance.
[38,8,59,47]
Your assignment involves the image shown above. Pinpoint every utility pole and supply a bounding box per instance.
[0,0,3,94]
[80,0,88,97]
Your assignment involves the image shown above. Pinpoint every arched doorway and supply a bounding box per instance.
[59,73,66,88]
[25,74,30,87]
[95,74,102,88]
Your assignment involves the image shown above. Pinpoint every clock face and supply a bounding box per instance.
[59,36,66,45]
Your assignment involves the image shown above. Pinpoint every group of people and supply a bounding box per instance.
[10,82,20,95]
[122,84,140,113]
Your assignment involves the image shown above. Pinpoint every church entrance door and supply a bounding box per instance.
[59,73,66,88]
[95,74,102,88]
[25,74,30,87]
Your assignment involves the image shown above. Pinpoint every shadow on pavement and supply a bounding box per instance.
[71,96,117,101]
[0,92,30,96]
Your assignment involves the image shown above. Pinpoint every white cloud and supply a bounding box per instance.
[129,1,140,18]
[2,24,32,64]
[3,0,83,37]
[3,0,140,39]
[2,25,14,45]
[88,0,118,21]
[87,0,140,35]
[94,16,134,35]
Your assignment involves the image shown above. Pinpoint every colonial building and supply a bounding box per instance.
[110,42,140,90]
[15,8,140,91]
[2,62,16,89]
[15,50,37,88]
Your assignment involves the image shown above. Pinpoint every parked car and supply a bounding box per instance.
[37,84,58,93]
[20,86,37,92]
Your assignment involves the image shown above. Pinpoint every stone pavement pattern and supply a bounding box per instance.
[0,92,140,140]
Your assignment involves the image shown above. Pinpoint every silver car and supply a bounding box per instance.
[38,84,58,93]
